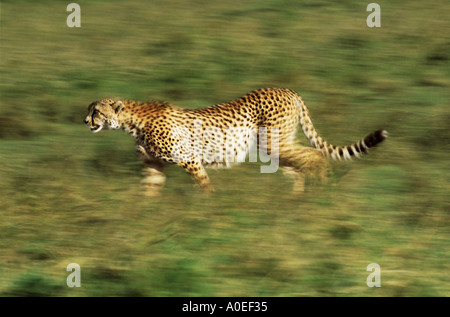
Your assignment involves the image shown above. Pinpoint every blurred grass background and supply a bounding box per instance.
[0,0,449,296]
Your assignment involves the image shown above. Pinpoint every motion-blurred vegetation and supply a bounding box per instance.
[0,0,449,296]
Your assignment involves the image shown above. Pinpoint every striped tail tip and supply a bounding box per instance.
[363,129,388,149]
[326,129,388,161]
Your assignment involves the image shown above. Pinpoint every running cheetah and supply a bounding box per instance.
[84,88,387,195]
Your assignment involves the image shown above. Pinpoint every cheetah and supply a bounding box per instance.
[84,88,387,195]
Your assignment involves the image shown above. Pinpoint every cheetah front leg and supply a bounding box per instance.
[181,161,214,193]
[136,145,166,197]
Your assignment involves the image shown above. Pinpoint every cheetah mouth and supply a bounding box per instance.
[90,125,103,133]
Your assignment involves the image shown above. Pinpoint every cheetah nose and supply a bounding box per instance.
[84,118,89,124]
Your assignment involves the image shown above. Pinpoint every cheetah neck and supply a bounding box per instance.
[117,101,146,138]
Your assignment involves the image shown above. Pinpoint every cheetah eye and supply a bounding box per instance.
[92,109,103,121]
[93,109,104,117]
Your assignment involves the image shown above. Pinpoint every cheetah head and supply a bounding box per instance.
[84,98,125,133]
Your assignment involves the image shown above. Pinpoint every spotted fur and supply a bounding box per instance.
[84,88,387,195]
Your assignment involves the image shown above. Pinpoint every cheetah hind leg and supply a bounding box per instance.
[136,145,166,197]
[281,166,306,194]
[280,144,328,193]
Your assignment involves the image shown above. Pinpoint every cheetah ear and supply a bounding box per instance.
[114,100,124,114]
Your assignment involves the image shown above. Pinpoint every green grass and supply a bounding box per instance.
[1,0,449,296]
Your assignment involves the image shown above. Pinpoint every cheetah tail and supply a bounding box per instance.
[296,96,387,161]
[310,129,388,161]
